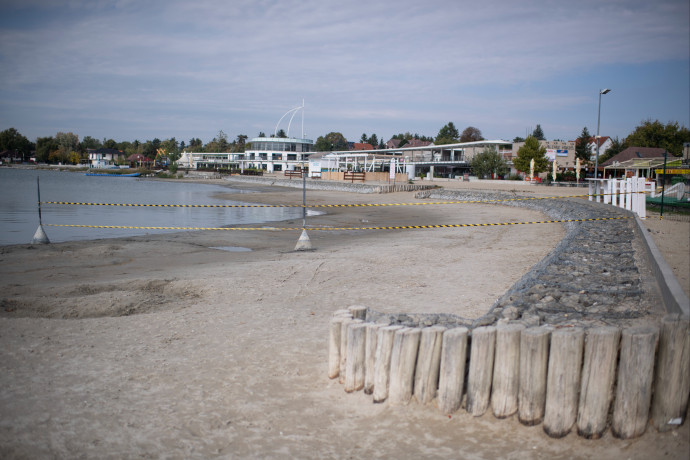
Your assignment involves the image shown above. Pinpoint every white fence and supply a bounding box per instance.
[587,177,649,218]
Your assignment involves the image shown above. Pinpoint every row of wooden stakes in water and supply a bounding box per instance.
[328,306,690,440]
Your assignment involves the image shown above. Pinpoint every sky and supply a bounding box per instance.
[1,0,688,146]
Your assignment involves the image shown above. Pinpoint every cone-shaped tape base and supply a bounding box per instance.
[294,229,313,251]
[31,224,50,244]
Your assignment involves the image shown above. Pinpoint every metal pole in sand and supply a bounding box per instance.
[294,163,312,250]
[31,176,50,244]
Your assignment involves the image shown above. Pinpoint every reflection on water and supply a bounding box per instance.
[0,168,304,245]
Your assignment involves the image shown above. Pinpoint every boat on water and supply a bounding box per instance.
[85,172,141,177]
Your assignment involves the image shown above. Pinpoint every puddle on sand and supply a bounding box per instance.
[209,246,253,252]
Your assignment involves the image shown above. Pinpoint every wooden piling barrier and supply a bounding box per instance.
[438,327,469,415]
[328,316,347,379]
[364,323,382,395]
[577,326,621,439]
[339,318,362,384]
[348,305,368,320]
[543,327,585,438]
[373,325,404,403]
[388,328,422,406]
[466,326,497,417]
[652,315,690,431]
[492,322,525,418]
[344,323,368,392]
[414,326,446,405]
[612,326,659,439]
[518,326,551,426]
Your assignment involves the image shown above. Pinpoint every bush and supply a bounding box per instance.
[556,171,577,181]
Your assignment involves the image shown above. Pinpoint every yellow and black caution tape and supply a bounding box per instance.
[39,192,645,209]
[45,216,632,232]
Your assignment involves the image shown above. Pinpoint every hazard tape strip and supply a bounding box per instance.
[45,216,632,231]
[40,192,645,209]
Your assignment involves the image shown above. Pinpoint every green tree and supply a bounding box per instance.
[513,136,525,143]
[360,133,368,143]
[471,146,508,178]
[623,119,690,156]
[435,122,459,145]
[368,133,378,148]
[0,128,32,159]
[513,136,549,175]
[575,127,592,163]
[276,129,287,138]
[81,136,101,150]
[188,138,203,151]
[460,126,484,143]
[35,136,57,163]
[532,124,545,140]
[315,132,348,151]
[160,138,178,155]
[67,151,82,165]
[103,138,117,149]
[233,134,248,153]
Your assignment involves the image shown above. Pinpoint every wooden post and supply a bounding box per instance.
[466,326,497,417]
[364,322,382,395]
[414,326,445,405]
[492,323,525,418]
[543,327,585,438]
[652,315,690,432]
[348,305,368,320]
[577,326,621,439]
[339,318,362,384]
[518,326,551,426]
[612,326,659,439]
[438,327,469,415]
[345,323,368,392]
[328,316,347,379]
[373,325,404,403]
[388,328,422,406]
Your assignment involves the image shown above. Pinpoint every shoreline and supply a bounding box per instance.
[1,172,688,458]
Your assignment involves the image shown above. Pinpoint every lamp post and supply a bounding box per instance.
[594,88,611,179]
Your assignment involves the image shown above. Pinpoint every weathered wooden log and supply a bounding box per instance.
[414,326,446,405]
[339,318,362,384]
[492,322,525,418]
[388,328,422,406]
[466,326,497,417]
[333,309,353,318]
[652,315,690,431]
[373,325,404,403]
[611,326,659,439]
[438,327,469,415]
[364,322,383,395]
[328,316,347,379]
[345,322,368,392]
[348,305,368,320]
[577,326,621,439]
[518,326,551,426]
[543,327,585,438]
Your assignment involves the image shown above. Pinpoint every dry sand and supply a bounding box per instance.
[0,178,688,459]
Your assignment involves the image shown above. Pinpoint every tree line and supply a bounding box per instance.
[1,119,687,167]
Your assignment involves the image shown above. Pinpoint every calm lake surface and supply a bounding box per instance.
[0,168,303,245]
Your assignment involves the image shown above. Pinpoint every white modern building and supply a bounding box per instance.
[178,136,314,172]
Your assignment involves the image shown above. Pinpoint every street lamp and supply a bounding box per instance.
[594,88,611,178]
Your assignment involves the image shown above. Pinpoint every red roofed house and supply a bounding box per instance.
[350,142,374,151]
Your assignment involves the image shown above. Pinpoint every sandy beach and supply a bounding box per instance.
[0,177,688,459]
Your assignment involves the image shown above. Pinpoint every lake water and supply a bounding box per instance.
[0,168,304,245]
